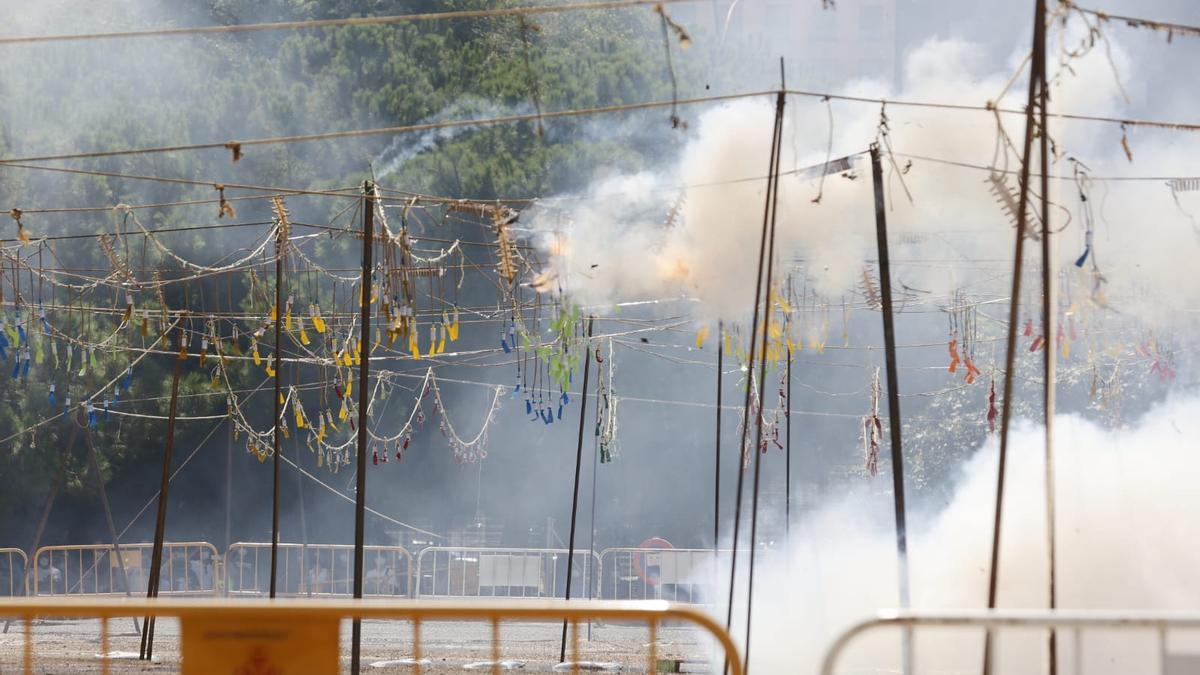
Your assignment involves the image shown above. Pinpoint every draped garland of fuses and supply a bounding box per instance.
[0,181,1178,475]
[0,191,596,470]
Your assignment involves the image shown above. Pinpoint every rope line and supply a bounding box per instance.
[0,91,775,165]
[0,0,701,45]
[1062,1,1200,40]
[3,88,1197,167]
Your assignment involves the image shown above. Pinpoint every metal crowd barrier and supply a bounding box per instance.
[415,547,599,599]
[598,547,728,603]
[820,609,1200,675]
[225,542,413,598]
[17,543,753,603]
[0,597,743,675]
[0,549,28,597]
[31,542,219,597]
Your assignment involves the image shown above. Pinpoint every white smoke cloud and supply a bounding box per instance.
[530,33,1200,324]
[730,391,1200,674]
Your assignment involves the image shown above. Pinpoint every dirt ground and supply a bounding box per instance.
[0,616,714,673]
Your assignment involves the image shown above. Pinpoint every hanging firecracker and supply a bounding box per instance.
[862,368,882,477]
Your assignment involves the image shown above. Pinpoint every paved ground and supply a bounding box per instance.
[0,617,714,673]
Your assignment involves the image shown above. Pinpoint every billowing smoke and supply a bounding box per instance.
[530,35,1200,323]
[721,392,1200,673]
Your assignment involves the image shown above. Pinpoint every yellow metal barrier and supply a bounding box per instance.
[32,542,219,596]
[0,597,743,675]
[0,548,28,597]
[819,609,1200,675]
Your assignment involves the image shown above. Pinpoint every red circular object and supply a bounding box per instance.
[631,537,674,586]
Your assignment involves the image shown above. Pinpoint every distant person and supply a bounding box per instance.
[305,551,330,594]
[365,554,395,595]
[187,550,213,591]
[35,556,62,594]
[227,549,257,593]
[121,560,146,594]
[333,551,351,594]
[160,549,191,593]
[0,553,16,596]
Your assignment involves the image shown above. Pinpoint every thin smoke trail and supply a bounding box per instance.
[375,98,536,180]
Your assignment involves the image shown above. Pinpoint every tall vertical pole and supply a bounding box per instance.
[743,82,786,675]
[269,219,286,599]
[295,434,310,596]
[586,374,601,642]
[1038,3,1057,670]
[724,88,786,675]
[713,322,723,570]
[84,433,134,598]
[350,181,375,675]
[224,419,233,556]
[3,436,70,635]
[785,343,792,541]
[3,462,63,632]
[225,268,236,557]
[560,316,595,664]
[983,2,1044,672]
[85,431,141,634]
[11,426,74,623]
[870,145,912,674]
[29,425,73,576]
[141,351,183,661]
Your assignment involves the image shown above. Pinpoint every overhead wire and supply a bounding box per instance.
[893,151,1200,183]
[0,161,366,199]
[0,0,704,46]
[0,91,776,165]
[1060,1,1200,41]
[2,87,1198,169]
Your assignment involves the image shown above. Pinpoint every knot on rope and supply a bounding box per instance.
[9,208,30,244]
[224,142,242,162]
[215,184,236,219]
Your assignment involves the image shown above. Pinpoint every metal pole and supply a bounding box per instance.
[224,418,233,556]
[983,2,1044,671]
[712,326,724,663]
[141,351,183,661]
[84,433,136,596]
[870,144,913,674]
[1038,4,1057,670]
[350,181,375,675]
[269,220,285,599]
[586,362,600,641]
[713,321,723,573]
[724,88,786,675]
[785,342,791,541]
[28,425,73,575]
[3,426,73,634]
[560,316,595,664]
[296,434,310,596]
[743,83,786,675]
